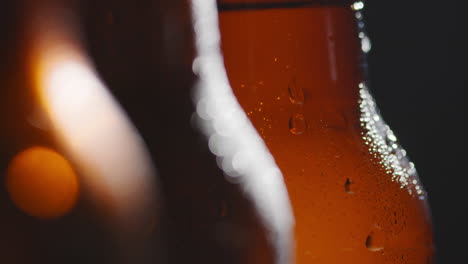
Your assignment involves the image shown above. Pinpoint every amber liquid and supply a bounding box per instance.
[219,2,434,264]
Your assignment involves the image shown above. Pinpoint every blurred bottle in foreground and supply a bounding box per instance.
[217,0,434,263]
[0,0,158,263]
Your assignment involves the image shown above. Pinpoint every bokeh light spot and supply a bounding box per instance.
[6,146,79,219]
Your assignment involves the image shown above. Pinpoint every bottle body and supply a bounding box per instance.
[218,1,434,263]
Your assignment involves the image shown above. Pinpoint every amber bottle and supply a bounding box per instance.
[218,0,434,263]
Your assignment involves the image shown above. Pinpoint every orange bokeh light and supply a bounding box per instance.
[6,146,79,219]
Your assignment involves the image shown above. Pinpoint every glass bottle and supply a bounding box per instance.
[217,0,434,263]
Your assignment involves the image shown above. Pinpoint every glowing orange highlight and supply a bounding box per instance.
[6,146,79,219]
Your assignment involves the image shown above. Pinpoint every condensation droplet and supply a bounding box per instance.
[288,78,304,104]
[344,178,353,194]
[361,35,372,53]
[365,231,384,252]
[355,11,362,19]
[386,131,397,142]
[352,1,364,11]
[289,113,307,135]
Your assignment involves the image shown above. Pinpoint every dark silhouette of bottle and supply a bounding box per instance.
[0,0,158,263]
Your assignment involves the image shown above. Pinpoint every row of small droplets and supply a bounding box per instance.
[352,2,425,198]
[352,1,372,64]
[359,83,424,198]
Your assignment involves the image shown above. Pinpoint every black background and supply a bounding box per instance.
[364,1,467,262]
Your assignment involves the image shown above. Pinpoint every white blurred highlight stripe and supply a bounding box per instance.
[191,1,295,263]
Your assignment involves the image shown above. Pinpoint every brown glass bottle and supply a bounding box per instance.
[218,0,434,263]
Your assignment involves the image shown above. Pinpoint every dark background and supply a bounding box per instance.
[364,1,467,262]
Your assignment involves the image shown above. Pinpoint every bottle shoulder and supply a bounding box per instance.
[239,83,427,200]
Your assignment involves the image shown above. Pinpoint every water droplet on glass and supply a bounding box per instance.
[289,114,307,135]
[361,35,372,53]
[365,231,384,252]
[344,178,353,194]
[358,21,365,29]
[352,1,365,11]
[386,130,397,142]
[372,114,380,122]
[288,78,304,104]
[355,11,362,19]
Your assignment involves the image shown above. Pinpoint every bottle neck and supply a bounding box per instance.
[217,0,355,6]
[220,3,363,111]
